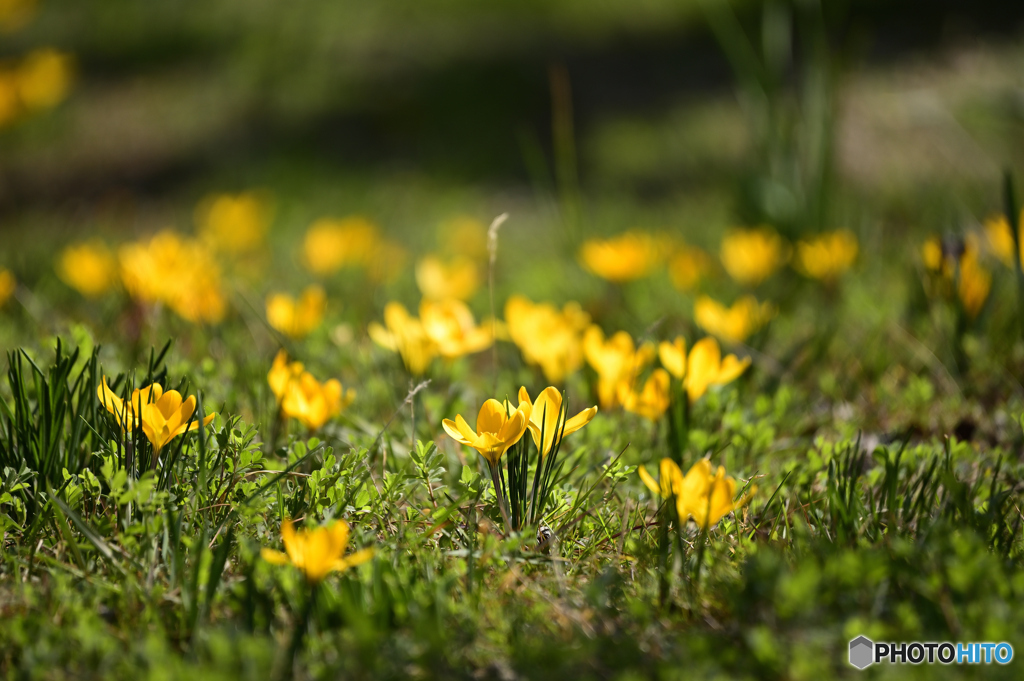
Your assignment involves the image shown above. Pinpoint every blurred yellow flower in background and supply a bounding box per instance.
[266,285,326,339]
[57,240,117,298]
[267,350,353,430]
[694,295,774,344]
[640,458,754,529]
[516,386,597,456]
[97,378,216,452]
[419,298,493,358]
[368,302,437,375]
[618,368,671,421]
[668,244,714,291]
[958,249,991,319]
[920,236,991,319]
[720,227,788,286]
[302,216,380,275]
[16,49,73,112]
[0,0,36,32]
[196,191,271,254]
[579,231,664,282]
[261,518,373,584]
[794,230,858,281]
[657,336,687,380]
[504,295,590,383]
[442,398,531,464]
[0,268,15,307]
[984,212,1024,267]
[416,255,479,300]
[583,326,656,408]
[119,231,227,324]
[685,337,750,402]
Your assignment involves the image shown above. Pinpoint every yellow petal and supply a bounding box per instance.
[637,464,661,497]
[260,548,290,565]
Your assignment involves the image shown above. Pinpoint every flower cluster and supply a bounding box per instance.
[504,295,590,383]
[639,458,755,530]
[369,300,493,374]
[268,350,355,430]
[921,235,991,319]
[266,285,327,339]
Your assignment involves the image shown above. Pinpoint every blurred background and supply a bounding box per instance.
[1,0,1023,275]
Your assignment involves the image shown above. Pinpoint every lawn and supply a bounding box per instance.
[1,1,1024,679]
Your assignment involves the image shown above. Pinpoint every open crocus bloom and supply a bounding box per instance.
[685,337,750,402]
[265,285,326,339]
[618,369,671,421]
[639,458,756,530]
[419,299,493,359]
[415,255,479,301]
[281,371,354,430]
[368,301,438,375]
[442,398,531,465]
[261,518,373,583]
[583,326,655,409]
[658,337,687,380]
[516,386,597,456]
[98,377,215,451]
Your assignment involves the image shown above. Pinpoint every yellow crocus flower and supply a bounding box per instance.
[97,377,215,452]
[196,191,270,254]
[267,350,353,430]
[579,231,664,282]
[583,326,655,409]
[658,337,687,380]
[442,398,531,465]
[694,295,774,344]
[794,230,858,281]
[0,0,37,32]
[16,49,73,111]
[984,211,1024,267]
[920,236,991,319]
[261,518,373,584]
[302,216,380,275]
[266,285,327,339]
[516,386,597,456]
[957,249,991,319]
[668,244,714,291]
[504,295,590,383]
[419,298,493,359]
[0,268,14,307]
[618,369,671,421]
[57,240,117,298]
[685,337,750,402]
[720,227,788,286]
[639,458,755,530]
[368,302,437,375]
[415,255,479,301]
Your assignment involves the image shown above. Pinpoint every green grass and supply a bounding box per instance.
[3,1,1024,679]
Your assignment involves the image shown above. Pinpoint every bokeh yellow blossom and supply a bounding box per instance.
[0,268,15,307]
[368,302,437,375]
[579,231,665,282]
[638,458,755,530]
[302,216,380,275]
[267,350,353,430]
[261,518,373,584]
[0,0,36,32]
[720,227,788,286]
[419,299,493,358]
[694,295,774,344]
[416,255,479,301]
[668,244,714,291]
[583,326,655,409]
[685,337,750,402]
[504,295,590,383]
[618,368,671,421]
[57,240,117,298]
[196,192,271,254]
[794,230,858,281]
[16,49,73,112]
[266,285,327,339]
[118,230,227,324]
[921,236,991,319]
[984,212,1024,267]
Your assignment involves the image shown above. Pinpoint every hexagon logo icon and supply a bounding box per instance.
[849,636,874,669]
